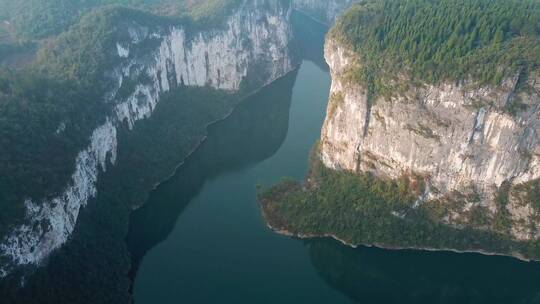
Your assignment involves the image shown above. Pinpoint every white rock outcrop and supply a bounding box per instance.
[320,37,540,241]
[0,0,295,276]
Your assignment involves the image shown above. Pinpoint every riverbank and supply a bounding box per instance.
[130,60,349,304]
[0,70,301,303]
[261,206,534,262]
[135,68,301,211]
[257,151,540,263]
[126,69,301,289]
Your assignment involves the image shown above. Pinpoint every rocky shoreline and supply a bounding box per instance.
[259,197,536,263]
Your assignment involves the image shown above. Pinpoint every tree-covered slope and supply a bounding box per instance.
[0,7,153,234]
[259,153,540,261]
[0,0,241,40]
[331,0,540,96]
[259,0,540,262]
[0,0,147,39]
[0,0,243,236]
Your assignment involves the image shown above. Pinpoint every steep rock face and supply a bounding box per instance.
[293,0,353,24]
[321,37,540,242]
[0,0,295,276]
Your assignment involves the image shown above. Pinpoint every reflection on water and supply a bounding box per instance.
[308,239,540,304]
[126,10,540,304]
[127,70,298,278]
[132,60,344,304]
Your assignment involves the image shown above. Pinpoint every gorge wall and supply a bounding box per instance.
[320,36,540,243]
[293,0,354,24]
[0,0,295,276]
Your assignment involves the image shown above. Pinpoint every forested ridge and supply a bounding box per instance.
[0,7,136,235]
[332,0,540,97]
[0,0,240,40]
[0,0,241,235]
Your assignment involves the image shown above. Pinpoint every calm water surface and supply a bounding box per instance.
[130,59,540,304]
[128,20,540,302]
[131,61,355,303]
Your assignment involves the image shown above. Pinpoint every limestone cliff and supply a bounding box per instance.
[321,37,540,243]
[0,0,295,276]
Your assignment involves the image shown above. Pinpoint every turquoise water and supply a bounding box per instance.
[129,58,540,304]
[129,49,540,304]
[130,59,540,303]
[131,61,355,303]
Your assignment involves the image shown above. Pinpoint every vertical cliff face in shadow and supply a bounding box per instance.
[308,239,540,304]
[126,70,298,279]
[291,10,329,71]
[293,0,354,24]
[1,60,297,304]
[0,1,302,302]
[0,0,296,278]
[0,0,351,280]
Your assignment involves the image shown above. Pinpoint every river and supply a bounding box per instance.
[130,59,358,303]
[127,15,540,304]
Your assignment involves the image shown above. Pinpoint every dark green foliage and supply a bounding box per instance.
[34,7,122,85]
[34,6,171,86]
[0,7,148,231]
[0,68,299,303]
[187,0,242,28]
[332,0,540,98]
[0,0,142,39]
[260,149,424,240]
[0,85,242,303]
[512,179,540,214]
[0,0,243,235]
[493,181,513,233]
[0,42,35,65]
[0,68,109,236]
[0,0,243,40]
[259,148,540,260]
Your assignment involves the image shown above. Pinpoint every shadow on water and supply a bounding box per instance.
[291,10,329,71]
[126,10,328,285]
[307,239,540,304]
[123,10,540,304]
[126,69,298,281]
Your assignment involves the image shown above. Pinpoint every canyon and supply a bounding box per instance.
[0,3,358,302]
[3,0,538,303]
[260,0,540,263]
[0,0,296,277]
